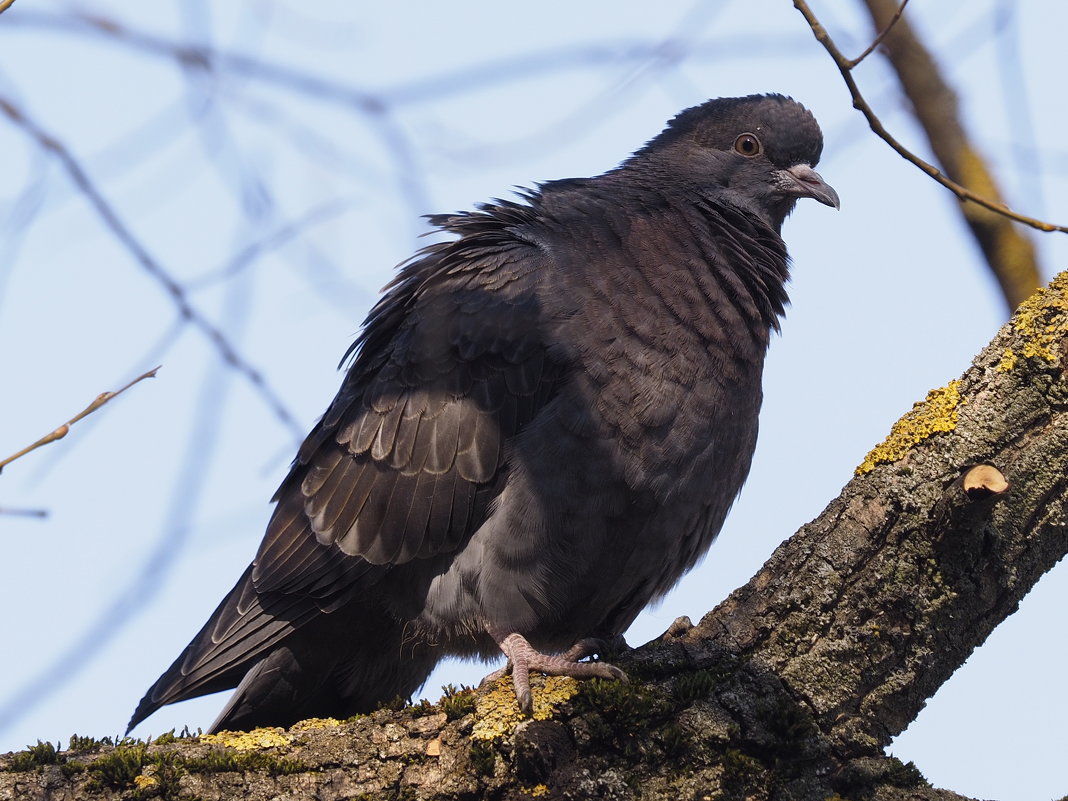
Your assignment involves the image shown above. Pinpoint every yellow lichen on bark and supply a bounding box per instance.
[471,676,580,741]
[856,381,963,475]
[198,727,291,750]
[996,348,1017,373]
[290,717,344,731]
[1008,270,1068,364]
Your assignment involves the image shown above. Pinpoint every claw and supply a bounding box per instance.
[486,633,628,715]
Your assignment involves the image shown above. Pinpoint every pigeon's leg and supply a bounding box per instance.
[481,633,627,714]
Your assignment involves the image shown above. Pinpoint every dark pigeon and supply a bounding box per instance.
[129,93,838,733]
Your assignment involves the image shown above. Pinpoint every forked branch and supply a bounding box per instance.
[793,0,1066,239]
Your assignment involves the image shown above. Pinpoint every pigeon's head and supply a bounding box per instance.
[631,94,839,231]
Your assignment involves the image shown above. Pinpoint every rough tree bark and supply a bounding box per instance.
[3,271,1067,801]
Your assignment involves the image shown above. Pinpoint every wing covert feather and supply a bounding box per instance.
[251,223,567,600]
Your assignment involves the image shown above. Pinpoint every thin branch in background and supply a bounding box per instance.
[994,0,1046,217]
[9,322,194,482]
[0,0,16,17]
[15,11,693,109]
[0,97,304,440]
[177,3,431,236]
[846,0,909,67]
[9,12,815,149]
[792,0,1067,247]
[0,368,158,474]
[380,38,819,107]
[7,9,820,234]
[19,10,385,110]
[186,196,357,288]
[435,38,697,169]
[175,2,283,238]
[0,507,47,518]
[8,11,807,187]
[0,163,48,307]
[227,88,385,184]
[85,98,207,190]
[221,89,409,305]
[363,109,432,237]
[447,1,722,167]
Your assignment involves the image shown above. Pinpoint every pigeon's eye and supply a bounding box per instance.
[733,133,762,157]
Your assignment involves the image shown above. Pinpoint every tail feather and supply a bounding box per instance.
[128,565,439,733]
[207,614,439,732]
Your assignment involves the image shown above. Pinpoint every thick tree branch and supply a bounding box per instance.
[5,270,1067,800]
[699,267,1068,753]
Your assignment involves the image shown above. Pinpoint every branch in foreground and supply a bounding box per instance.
[0,367,158,474]
[793,0,1068,244]
[5,272,1067,799]
[857,0,1041,311]
[702,274,1068,755]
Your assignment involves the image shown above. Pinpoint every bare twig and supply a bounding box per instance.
[0,368,159,474]
[0,289,246,735]
[0,0,17,17]
[857,0,1041,311]
[846,0,909,68]
[0,97,304,439]
[793,0,1068,238]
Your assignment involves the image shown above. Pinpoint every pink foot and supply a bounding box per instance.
[481,633,627,714]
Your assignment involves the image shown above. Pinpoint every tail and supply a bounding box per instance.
[128,566,439,733]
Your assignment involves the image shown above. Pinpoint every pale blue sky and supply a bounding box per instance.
[1,3,1065,800]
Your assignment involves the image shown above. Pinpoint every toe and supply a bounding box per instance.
[494,632,627,713]
[479,661,513,688]
[512,673,533,715]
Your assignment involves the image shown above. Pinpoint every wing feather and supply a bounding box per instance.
[389,399,423,472]
[424,399,462,476]
[370,398,406,462]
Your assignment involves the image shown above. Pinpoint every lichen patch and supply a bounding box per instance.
[471,675,580,741]
[198,727,291,750]
[1009,270,1068,365]
[996,347,1017,373]
[290,717,343,732]
[856,381,962,475]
